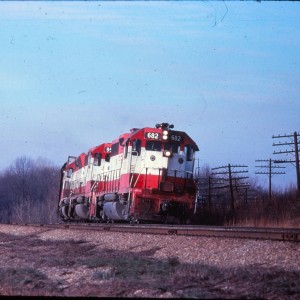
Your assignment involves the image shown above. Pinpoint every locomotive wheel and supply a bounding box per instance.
[75,204,89,219]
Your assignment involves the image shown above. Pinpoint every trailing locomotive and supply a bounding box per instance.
[58,122,199,224]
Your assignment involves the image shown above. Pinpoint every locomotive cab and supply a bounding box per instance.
[117,123,199,223]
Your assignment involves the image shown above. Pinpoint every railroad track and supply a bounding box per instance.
[10,222,300,242]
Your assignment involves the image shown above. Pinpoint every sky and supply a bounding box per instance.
[0,1,299,190]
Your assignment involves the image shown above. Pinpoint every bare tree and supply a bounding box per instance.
[0,156,60,224]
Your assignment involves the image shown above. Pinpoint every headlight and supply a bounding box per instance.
[162,130,168,140]
[163,150,173,157]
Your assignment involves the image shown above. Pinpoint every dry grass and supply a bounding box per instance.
[233,217,300,229]
[194,192,300,229]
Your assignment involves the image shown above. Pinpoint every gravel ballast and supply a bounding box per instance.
[0,224,299,298]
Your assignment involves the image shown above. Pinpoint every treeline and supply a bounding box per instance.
[0,156,61,224]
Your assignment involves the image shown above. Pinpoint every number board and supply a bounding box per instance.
[145,132,162,140]
[170,133,184,143]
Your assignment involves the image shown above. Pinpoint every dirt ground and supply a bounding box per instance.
[0,225,299,298]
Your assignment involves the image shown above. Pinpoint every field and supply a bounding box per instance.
[0,224,299,298]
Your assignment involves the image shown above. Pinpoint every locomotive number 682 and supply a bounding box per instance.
[58,122,199,224]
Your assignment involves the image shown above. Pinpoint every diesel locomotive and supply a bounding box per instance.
[58,122,199,224]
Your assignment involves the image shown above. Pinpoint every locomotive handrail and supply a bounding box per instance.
[87,161,94,182]
[127,150,139,214]
[91,179,99,192]
[69,189,74,198]
[129,150,139,186]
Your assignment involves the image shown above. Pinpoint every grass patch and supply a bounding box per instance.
[0,267,47,288]
[79,252,181,280]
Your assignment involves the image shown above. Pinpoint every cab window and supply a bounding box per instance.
[146,140,162,151]
[184,145,194,161]
[164,143,180,154]
[111,142,119,156]
[67,168,73,178]
[87,152,92,165]
[124,140,129,158]
[75,158,82,169]
[132,139,141,156]
[93,153,101,166]
[84,154,89,166]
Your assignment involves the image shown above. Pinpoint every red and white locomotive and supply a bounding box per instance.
[58,122,199,224]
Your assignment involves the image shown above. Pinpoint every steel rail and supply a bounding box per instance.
[10,223,300,242]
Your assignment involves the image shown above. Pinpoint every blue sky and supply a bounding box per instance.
[0,1,299,190]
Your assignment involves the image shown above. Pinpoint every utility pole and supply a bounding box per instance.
[211,164,249,223]
[255,159,285,200]
[195,174,222,214]
[272,131,300,197]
